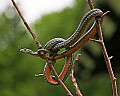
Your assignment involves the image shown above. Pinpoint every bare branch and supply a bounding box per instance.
[70,54,83,96]
[87,0,118,96]
[11,0,42,49]
[35,74,44,77]
[109,56,113,60]
[96,21,118,96]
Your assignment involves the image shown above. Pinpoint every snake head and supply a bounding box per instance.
[20,48,33,54]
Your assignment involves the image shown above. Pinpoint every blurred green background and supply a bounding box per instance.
[0,0,120,96]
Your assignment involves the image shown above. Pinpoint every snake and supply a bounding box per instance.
[51,8,103,52]
[48,9,104,60]
[20,8,104,85]
[42,8,103,85]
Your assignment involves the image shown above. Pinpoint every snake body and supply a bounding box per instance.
[51,9,103,52]
[43,38,73,84]
[42,9,103,85]
[20,9,104,85]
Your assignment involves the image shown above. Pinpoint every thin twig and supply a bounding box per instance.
[89,38,102,43]
[35,73,44,77]
[96,20,118,96]
[11,0,42,49]
[70,54,83,96]
[87,0,94,9]
[87,0,118,96]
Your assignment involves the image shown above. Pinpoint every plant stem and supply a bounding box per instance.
[11,0,42,49]
[96,20,118,96]
[70,54,83,96]
[87,0,118,96]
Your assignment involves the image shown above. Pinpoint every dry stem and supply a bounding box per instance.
[70,54,83,96]
[87,0,118,96]
[11,0,42,49]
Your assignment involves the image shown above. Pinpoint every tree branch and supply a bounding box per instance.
[87,0,118,96]
[11,0,42,49]
[70,54,83,96]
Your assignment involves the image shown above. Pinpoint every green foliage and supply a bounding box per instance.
[0,0,119,96]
